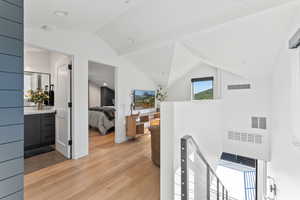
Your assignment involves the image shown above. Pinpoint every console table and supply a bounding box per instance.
[126,112,160,138]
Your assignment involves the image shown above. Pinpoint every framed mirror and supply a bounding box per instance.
[24,71,51,107]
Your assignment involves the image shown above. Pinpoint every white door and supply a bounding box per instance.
[55,64,71,159]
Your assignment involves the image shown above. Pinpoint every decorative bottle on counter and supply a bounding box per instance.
[44,85,49,106]
[49,84,55,106]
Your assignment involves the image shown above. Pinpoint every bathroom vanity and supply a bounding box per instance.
[24,107,56,158]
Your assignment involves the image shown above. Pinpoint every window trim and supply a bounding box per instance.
[191,76,214,82]
[191,76,214,100]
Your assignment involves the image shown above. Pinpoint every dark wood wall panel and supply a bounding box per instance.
[0,18,23,39]
[0,0,23,199]
[3,0,23,7]
[0,175,23,199]
[0,141,23,163]
[0,91,23,108]
[1,191,23,200]
[0,125,23,144]
[0,1,22,23]
[0,54,23,73]
[0,72,23,90]
[0,108,23,126]
[0,158,23,180]
[0,36,23,56]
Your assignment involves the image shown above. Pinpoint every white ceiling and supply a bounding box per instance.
[25,0,145,32]
[97,0,298,55]
[126,43,174,86]
[181,2,298,79]
[127,1,300,86]
[25,0,300,87]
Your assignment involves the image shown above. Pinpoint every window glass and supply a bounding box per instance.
[191,77,213,100]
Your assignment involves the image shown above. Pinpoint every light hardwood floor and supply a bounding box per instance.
[24,130,160,200]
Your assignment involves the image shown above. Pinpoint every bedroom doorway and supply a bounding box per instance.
[88,61,116,151]
[24,44,74,174]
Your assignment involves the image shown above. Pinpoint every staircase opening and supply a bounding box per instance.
[216,153,257,200]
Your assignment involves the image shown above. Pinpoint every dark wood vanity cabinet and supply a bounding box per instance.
[24,114,41,149]
[40,114,55,146]
[24,113,55,152]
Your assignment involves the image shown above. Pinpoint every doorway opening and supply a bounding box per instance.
[88,61,116,152]
[216,153,257,200]
[24,44,73,174]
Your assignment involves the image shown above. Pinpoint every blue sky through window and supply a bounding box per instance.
[193,80,213,94]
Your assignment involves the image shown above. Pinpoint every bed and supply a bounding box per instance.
[89,106,115,135]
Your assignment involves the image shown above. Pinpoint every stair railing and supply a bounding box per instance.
[181,135,232,200]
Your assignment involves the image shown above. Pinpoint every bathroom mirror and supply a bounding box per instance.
[24,71,51,107]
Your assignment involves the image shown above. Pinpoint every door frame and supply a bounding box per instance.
[25,43,74,159]
[68,63,73,159]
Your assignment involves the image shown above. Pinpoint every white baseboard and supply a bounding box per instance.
[115,136,127,144]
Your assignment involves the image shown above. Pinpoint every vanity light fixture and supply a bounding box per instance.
[40,25,56,31]
[128,38,136,45]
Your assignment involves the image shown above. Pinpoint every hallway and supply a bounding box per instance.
[24,131,160,200]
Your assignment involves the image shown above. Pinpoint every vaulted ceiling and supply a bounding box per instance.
[25,0,300,87]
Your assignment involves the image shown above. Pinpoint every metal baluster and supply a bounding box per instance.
[181,138,188,200]
[222,186,225,200]
[181,136,233,200]
[207,166,210,200]
[217,179,220,200]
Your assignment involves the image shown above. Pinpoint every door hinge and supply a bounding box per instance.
[68,102,72,108]
[68,64,72,70]
[68,140,72,146]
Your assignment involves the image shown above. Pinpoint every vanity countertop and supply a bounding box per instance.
[24,107,56,115]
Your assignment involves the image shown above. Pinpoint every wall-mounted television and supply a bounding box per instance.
[134,90,155,110]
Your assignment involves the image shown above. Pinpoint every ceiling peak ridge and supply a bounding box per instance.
[117,0,300,56]
[184,0,300,40]
[181,43,249,79]
[167,42,201,86]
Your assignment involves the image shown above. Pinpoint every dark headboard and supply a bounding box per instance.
[101,86,115,106]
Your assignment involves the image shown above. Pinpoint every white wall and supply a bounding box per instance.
[267,30,300,199]
[221,73,271,161]
[162,85,271,200]
[24,51,51,73]
[167,63,218,101]
[115,60,156,143]
[167,62,271,161]
[88,81,101,107]
[25,28,156,158]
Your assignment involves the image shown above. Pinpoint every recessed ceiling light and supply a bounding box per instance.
[54,10,69,17]
[128,38,135,45]
[40,25,56,31]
